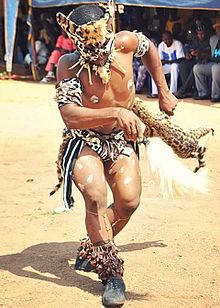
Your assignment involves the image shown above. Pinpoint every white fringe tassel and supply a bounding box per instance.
[145,137,209,198]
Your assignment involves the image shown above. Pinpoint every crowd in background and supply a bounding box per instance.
[0,3,220,101]
[129,8,220,102]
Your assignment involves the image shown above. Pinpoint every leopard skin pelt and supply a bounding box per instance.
[132,98,214,172]
[50,99,214,196]
[50,130,73,196]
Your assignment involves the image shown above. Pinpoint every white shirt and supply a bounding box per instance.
[158,39,185,61]
[35,40,49,65]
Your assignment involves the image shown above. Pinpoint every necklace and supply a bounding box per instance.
[68,35,126,85]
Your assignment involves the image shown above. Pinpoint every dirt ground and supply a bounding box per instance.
[0,80,220,308]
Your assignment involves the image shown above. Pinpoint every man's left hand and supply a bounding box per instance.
[158,90,178,116]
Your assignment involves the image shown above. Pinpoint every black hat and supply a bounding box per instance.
[68,5,105,26]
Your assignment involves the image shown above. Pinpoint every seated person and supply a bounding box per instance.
[175,24,211,98]
[185,10,213,41]
[165,9,183,34]
[193,19,220,102]
[133,57,148,93]
[172,22,187,44]
[148,8,167,38]
[40,30,76,83]
[24,39,49,69]
[151,31,185,96]
[134,36,161,96]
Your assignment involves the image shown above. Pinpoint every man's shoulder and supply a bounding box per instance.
[210,34,219,43]
[56,51,80,82]
[57,51,79,69]
[172,39,183,47]
[158,41,165,49]
[209,35,219,53]
[115,30,139,53]
[116,30,135,39]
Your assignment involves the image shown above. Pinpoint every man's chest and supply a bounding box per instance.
[79,61,134,106]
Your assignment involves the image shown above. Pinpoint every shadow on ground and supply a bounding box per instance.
[0,240,166,301]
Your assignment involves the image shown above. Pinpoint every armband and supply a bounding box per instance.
[133,32,150,58]
[55,77,83,109]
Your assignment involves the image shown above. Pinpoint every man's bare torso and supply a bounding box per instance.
[59,31,137,133]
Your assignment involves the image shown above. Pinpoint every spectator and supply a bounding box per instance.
[193,19,220,102]
[165,9,183,34]
[150,31,185,96]
[40,30,76,83]
[172,22,187,44]
[133,58,148,94]
[174,24,211,99]
[38,13,59,52]
[14,12,29,64]
[148,8,167,37]
[134,36,160,96]
[185,10,213,40]
[24,39,49,69]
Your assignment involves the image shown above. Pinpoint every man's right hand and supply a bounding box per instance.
[185,51,193,60]
[116,108,143,142]
[190,50,198,57]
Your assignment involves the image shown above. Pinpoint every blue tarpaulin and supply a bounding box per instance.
[31,0,220,9]
[4,0,19,73]
[32,0,96,7]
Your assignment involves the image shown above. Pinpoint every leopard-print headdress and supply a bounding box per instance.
[56,1,118,85]
[56,1,114,49]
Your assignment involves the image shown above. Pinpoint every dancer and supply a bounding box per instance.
[54,2,177,306]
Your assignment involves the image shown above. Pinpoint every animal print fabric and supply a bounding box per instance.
[55,77,83,108]
[132,98,214,172]
[50,128,135,208]
[133,32,150,58]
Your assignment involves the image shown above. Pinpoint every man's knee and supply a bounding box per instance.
[117,195,140,218]
[85,189,107,213]
[178,60,185,71]
[211,64,220,79]
[193,63,202,76]
[170,63,178,71]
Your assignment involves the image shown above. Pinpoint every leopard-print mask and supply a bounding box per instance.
[56,0,114,48]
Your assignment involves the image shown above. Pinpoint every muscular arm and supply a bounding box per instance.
[60,104,119,130]
[56,54,119,129]
[56,53,143,141]
[118,31,177,115]
[141,40,178,115]
[60,103,143,142]
[142,40,169,93]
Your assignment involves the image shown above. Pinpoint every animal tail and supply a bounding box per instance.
[49,181,62,196]
[145,137,209,198]
[49,160,63,196]
[189,127,214,139]
[49,134,68,197]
